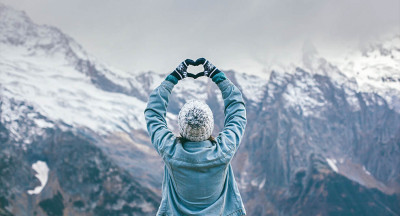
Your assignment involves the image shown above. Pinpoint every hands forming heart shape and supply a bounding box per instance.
[172,58,220,80]
[185,58,206,79]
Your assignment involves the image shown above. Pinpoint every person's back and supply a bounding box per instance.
[144,58,247,216]
[170,140,228,206]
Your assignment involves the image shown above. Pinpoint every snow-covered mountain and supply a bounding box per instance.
[0,3,399,216]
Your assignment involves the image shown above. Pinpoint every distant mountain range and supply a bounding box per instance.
[0,3,399,216]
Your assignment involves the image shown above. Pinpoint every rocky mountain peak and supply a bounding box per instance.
[0,3,85,61]
[0,4,399,216]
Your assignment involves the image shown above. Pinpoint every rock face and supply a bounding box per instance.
[0,100,159,215]
[1,3,400,216]
[228,67,400,215]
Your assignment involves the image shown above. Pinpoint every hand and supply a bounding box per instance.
[169,59,196,81]
[192,58,221,79]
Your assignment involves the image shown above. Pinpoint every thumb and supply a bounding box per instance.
[194,72,205,79]
[186,73,197,79]
[184,59,196,66]
[195,58,206,65]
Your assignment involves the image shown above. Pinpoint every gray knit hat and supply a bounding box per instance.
[178,100,214,142]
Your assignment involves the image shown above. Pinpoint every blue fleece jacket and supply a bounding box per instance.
[144,76,247,216]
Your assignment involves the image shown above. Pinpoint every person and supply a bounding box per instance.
[144,58,247,216]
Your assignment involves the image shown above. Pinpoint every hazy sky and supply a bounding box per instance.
[1,0,399,75]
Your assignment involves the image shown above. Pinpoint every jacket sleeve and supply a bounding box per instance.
[144,80,176,156]
[216,79,247,154]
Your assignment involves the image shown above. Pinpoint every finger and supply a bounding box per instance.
[185,59,196,66]
[194,72,205,79]
[192,58,203,66]
[195,58,206,65]
[187,73,196,78]
[191,61,201,66]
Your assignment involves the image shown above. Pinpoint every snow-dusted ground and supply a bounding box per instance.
[27,160,49,195]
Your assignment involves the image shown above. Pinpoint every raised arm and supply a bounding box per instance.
[196,58,247,152]
[144,59,195,155]
[144,80,175,155]
[216,76,247,152]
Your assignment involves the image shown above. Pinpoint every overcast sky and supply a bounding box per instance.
[1,0,399,75]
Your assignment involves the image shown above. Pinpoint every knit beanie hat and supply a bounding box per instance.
[178,100,214,142]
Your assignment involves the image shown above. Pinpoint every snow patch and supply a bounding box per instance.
[344,87,361,112]
[326,158,338,173]
[234,72,267,104]
[363,166,372,176]
[34,118,54,128]
[27,160,49,195]
[258,177,266,190]
[283,78,326,117]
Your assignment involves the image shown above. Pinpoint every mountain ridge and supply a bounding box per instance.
[0,4,399,216]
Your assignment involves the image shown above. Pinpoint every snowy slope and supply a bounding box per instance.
[0,44,147,134]
[0,4,148,135]
[311,36,399,109]
[336,35,400,109]
[1,2,399,136]
[266,35,400,114]
[0,3,220,137]
[234,72,268,105]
